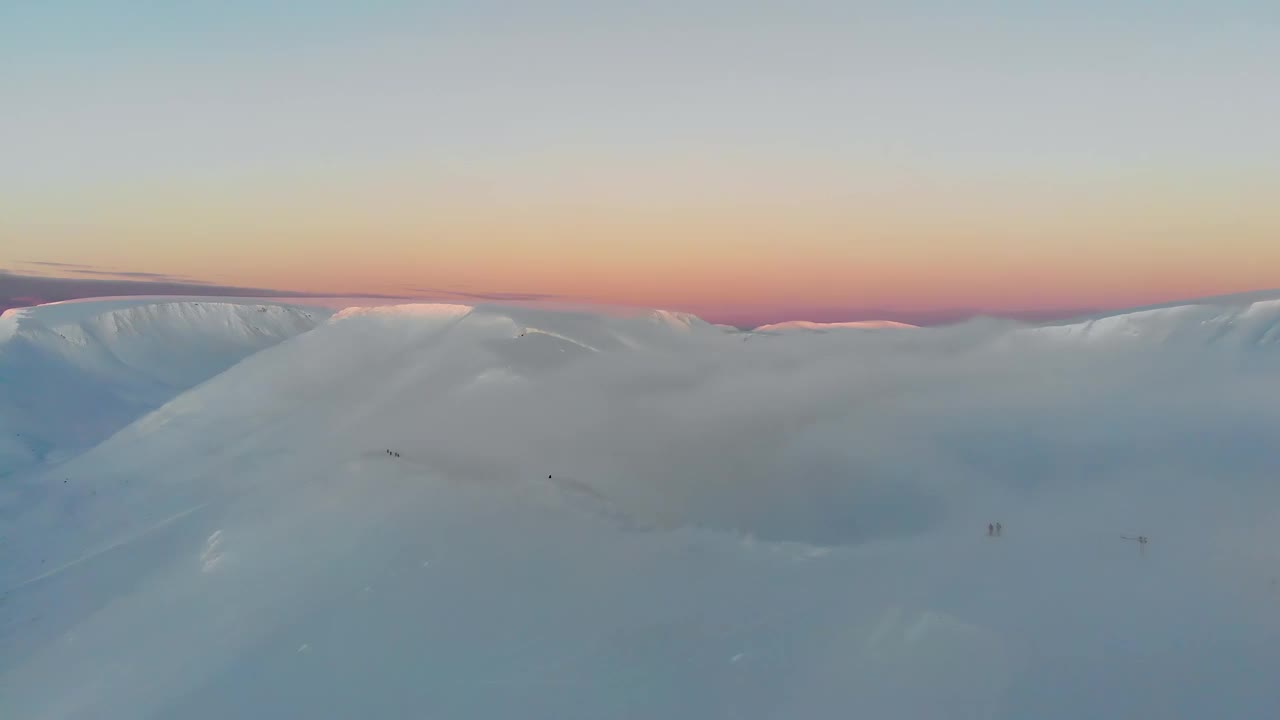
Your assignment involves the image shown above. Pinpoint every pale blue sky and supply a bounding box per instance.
[5,1,1276,189]
[2,1,1278,318]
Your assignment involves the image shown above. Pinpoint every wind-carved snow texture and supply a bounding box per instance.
[199,530,225,574]
[4,294,1280,719]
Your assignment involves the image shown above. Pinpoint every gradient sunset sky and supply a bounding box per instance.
[3,1,1278,325]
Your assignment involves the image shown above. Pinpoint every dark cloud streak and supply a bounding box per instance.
[408,287,564,302]
[64,269,212,283]
[20,260,209,284]
[24,261,99,270]
[0,270,399,315]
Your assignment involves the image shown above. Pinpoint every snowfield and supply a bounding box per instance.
[3,295,1280,719]
[0,300,329,477]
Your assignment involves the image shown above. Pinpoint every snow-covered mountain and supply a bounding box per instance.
[1032,297,1280,349]
[0,299,329,475]
[753,319,918,332]
[4,294,1280,719]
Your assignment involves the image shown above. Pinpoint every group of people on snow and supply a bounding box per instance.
[385,449,400,458]
[988,522,1150,554]
[1121,535,1150,553]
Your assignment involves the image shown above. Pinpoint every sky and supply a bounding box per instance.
[2,1,1278,326]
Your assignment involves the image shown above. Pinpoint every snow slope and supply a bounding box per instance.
[0,299,329,476]
[754,319,918,332]
[3,296,1280,719]
[1031,297,1280,349]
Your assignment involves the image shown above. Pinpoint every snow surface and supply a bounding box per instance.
[754,319,919,332]
[3,295,1280,719]
[0,299,329,476]
[1029,298,1280,349]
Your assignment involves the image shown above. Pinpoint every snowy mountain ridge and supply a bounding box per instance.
[4,291,1280,719]
[1028,296,1280,348]
[754,320,919,332]
[0,299,329,475]
[6,291,1280,478]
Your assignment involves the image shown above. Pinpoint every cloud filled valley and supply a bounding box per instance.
[3,296,1280,719]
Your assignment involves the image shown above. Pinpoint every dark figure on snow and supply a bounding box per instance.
[995,522,1002,536]
[1122,535,1149,555]
[988,523,994,536]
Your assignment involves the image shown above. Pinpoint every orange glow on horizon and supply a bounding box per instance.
[4,177,1278,323]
